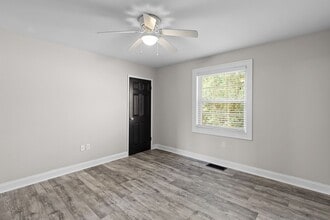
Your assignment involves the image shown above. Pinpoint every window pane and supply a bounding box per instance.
[201,71,245,100]
[202,103,244,129]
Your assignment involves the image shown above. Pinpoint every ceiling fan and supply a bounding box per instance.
[98,13,198,53]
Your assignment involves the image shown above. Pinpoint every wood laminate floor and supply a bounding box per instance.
[0,149,329,220]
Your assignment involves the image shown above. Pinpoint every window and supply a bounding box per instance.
[192,60,252,140]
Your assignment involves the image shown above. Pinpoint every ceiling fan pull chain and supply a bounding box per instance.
[139,43,143,54]
[156,43,159,56]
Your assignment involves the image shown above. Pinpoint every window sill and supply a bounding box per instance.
[192,126,252,140]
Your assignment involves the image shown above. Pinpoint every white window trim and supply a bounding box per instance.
[192,59,253,140]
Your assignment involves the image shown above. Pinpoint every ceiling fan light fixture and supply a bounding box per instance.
[141,35,158,46]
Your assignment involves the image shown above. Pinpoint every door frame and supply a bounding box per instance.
[126,75,153,154]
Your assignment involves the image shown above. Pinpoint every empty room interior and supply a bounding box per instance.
[1,0,330,219]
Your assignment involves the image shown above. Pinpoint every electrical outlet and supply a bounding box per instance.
[80,145,86,151]
[86,144,91,150]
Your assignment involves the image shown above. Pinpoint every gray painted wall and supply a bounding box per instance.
[0,29,154,183]
[154,30,330,185]
[1,27,329,187]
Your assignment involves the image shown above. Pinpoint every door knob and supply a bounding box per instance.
[130,117,134,121]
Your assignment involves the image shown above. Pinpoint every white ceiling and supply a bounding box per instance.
[1,0,330,68]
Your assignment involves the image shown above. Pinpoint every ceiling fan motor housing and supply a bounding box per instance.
[138,14,161,32]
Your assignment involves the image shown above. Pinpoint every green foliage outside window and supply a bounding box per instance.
[200,71,245,129]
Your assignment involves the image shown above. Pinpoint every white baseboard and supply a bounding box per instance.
[2,146,329,196]
[0,151,128,194]
[152,144,330,195]
[151,144,158,150]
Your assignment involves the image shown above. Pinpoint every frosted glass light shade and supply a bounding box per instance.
[141,35,158,46]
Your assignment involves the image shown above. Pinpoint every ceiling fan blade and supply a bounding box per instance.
[160,29,198,38]
[158,37,177,53]
[129,38,143,51]
[143,13,157,31]
[97,30,139,34]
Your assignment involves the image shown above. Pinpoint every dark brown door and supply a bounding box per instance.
[129,78,151,155]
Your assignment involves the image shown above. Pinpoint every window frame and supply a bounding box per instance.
[192,59,253,140]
